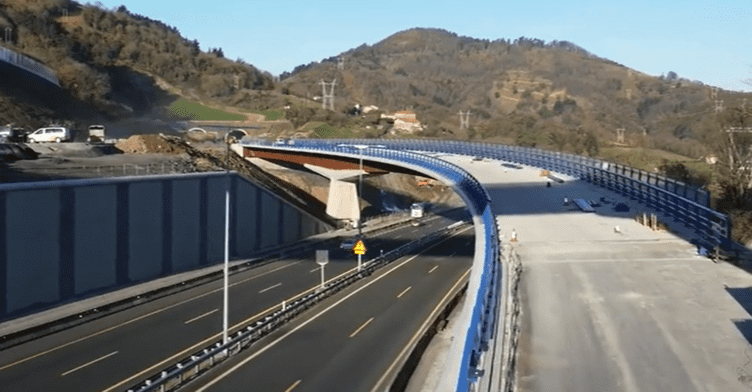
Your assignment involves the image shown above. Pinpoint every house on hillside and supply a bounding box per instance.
[381,110,423,134]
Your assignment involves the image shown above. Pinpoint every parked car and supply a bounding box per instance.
[27,127,71,143]
[0,126,27,143]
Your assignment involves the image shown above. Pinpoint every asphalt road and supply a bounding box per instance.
[0,211,465,392]
[183,228,475,392]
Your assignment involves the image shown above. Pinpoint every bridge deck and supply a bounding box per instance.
[411,155,752,392]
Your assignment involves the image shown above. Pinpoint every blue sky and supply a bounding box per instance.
[92,0,752,92]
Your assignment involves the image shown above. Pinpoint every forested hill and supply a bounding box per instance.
[0,0,273,131]
[280,28,751,158]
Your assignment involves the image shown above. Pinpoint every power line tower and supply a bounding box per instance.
[458,111,471,130]
[337,57,345,70]
[320,79,336,111]
[711,87,724,113]
[616,128,626,144]
[715,99,724,114]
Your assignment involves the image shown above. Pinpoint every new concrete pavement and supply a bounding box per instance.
[0,212,464,392]
[436,154,752,392]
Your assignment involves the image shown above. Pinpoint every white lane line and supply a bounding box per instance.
[0,259,304,372]
[61,351,118,376]
[184,309,219,325]
[397,286,412,299]
[309,267,320,273]
[349,317,375,338]
[102,259,373,392]
[428,266,439,274]
[285,380,302,392]
[259,283,282,294]
[370,268,471,392]
[193,227,472,392]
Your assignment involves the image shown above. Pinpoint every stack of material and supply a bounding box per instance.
[115,134,186,154]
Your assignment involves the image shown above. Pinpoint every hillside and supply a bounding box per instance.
[0,0,274,136]
[280,28,751,159]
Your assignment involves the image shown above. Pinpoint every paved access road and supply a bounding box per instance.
[0,211,465,392]
[439,155,752,392]
[183,228,475,392]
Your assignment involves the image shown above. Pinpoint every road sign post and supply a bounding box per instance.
[316,250,329,290]
[353,239,367,271]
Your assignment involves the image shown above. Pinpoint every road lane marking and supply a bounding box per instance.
[0,259,305,372]
[349,318,374,338]
[61,351,118,376]
[371,268,471,392]
[397,286,412,298]
[284,380,302,392]
[428,266,439,274]
[184,309,219,325]
[101,259,378,392]
[309,267,320,273]
[259,283,282,294]
[193,227,472,392]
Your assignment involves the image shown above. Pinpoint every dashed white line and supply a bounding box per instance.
[285,380,302,392]
[259,283,282,294]
[184,309,218,325]
[397,286,412,298]
[428,265,439,274]
[61,351,118,376]
[309,267,320,273]
[349,317,374,338]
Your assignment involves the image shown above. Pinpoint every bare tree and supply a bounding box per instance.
[709,106,752,209]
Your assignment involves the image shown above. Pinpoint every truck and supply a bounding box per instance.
[87,125,106,143]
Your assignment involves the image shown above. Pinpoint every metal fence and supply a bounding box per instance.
[0,45,59,86]
[6,162,222,181]
[280,138,729,251]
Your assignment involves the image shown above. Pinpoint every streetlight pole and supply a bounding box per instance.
[347,144,371,236]
[222,133,231,346]
[223,176,229,345]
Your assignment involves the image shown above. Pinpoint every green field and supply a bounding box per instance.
[168,98,245,121]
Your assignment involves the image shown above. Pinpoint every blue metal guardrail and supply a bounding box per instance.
[283,138,729,252]
[239,141,499,391]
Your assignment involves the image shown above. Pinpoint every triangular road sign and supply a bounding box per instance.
[353,239,367,255]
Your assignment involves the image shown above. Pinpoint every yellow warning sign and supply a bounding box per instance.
[353,239,367,255]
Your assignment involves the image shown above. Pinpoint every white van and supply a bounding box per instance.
[27,127,71,143]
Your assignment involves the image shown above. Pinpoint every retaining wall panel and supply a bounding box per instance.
[235,179,259,256]
[74,186,117,295]
[206,177,228,263]
[128,182,163,282]
[171,179,201,272]
[260,191,279,249]
[6,189,60,314]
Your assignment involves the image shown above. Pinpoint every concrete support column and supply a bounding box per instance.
[326,180,360,223]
